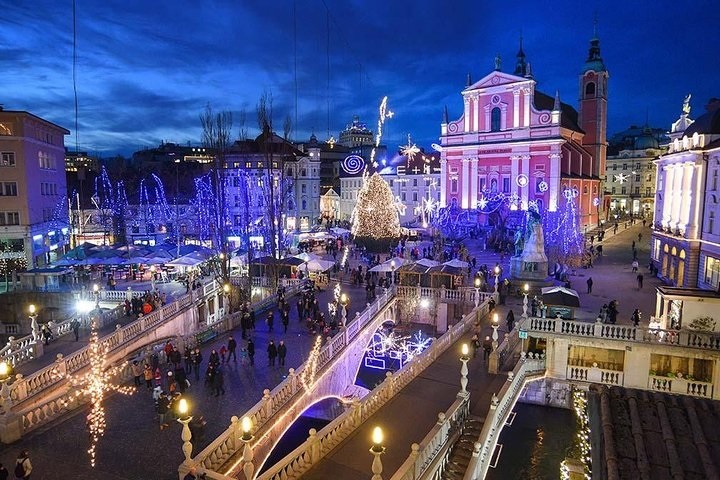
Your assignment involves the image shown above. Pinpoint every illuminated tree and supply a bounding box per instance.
[545,189,585,269]
[352,173,401,251]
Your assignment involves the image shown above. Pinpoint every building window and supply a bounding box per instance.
[480,178,487,191]
[389,180,394,187]
[401,192,406,201]
[585,82,596,96]
[621,187,627,195]
[412,192,418,202]
[611,187,616,194]
[634,187,640,195]
[583,186,588,194]
[0,182,17,196]
[413,179,418,187]
[622,163,627,171]
[0,152,15,167]
[635,174,641,182]
[502,177,510,193]
[646,187,651,197]
[612,164,617,171]
[301,169,306,177]
[302,199,307,210]
[709,211,715,234]
[301,184,306,193]
[0,212,20,226]
[704,257,720,288]
[450,178,458,194]
[490,107,501,132]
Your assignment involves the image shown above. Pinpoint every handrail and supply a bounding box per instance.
[250,298,491,480]
[8,282,220,407]
[463,356,546,480]
[190,287,397,475]
[524,316,720,352]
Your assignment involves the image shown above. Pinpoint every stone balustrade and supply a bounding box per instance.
[648,374,714,399]
[190,288,396,476]
[1,283,217,442]
[566,364,623,386]
[389,397,471,480]
[463,357,546,480]
[525,316,720,352]
[396,285,495,305]
[250,297,486,480]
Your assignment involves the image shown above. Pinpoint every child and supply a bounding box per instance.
[219,345,228,364]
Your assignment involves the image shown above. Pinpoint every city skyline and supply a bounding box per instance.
[1,0,719,156]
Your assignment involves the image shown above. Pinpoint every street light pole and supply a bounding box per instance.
[488,313,500,374]
[28,304,39,343]
[459,343,469,397]
[176,398,194,466]
[369,426,385,480]
[240,416,255,480]
[390,260,396,287]
[522,283,529,319]
[340,293,348,328]
[175,159,181,259]
[473,277,481,308]
[493,266,500,294]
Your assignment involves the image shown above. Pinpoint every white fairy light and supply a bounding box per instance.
[300,335,323,392]
[400,134,420,162]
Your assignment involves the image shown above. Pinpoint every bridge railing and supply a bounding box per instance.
[254,297,491,480]
[0,303,125,371]
[525,316,720,352]
[396,286,495,305]
[7,282,218,409]
[463,356,546,480]
[190,287,396,475]
[390,395,471,480]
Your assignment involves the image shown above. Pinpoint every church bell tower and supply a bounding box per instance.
[579,30,609,179]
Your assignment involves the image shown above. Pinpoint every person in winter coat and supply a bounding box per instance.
[212,366,225,396]
[247,338,255,366]
[277,340,287,367]
[131,361,143,387]
[191,349,203,381]
[14,450,31,479]
[143,364,154,390]
[227,337,238,363]
[267,340,278,366]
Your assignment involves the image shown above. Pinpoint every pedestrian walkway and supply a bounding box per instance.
[0,281,369,480]
[302,316,506,479]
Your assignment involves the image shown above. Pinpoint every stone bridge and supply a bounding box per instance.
[0,281,225,443]
[188,288,398,479]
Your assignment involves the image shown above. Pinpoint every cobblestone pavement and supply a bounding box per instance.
[0,227,660,479]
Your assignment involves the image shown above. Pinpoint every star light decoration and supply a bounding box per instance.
[62,320,136,467]
[613,173,630,184]
[400,134,420,162]
[365,328,434,370]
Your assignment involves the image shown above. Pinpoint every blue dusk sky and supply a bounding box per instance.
[1,0,719,157]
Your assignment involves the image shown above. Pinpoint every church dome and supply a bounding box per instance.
[634,130,658,150]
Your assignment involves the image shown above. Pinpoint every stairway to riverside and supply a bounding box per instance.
[441,416,484,480]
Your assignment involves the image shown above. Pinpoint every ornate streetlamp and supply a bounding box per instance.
[473,277,481,308]
[522,283,529,319]
[177,398,194,466]
[28,304,39,342]
[340,293,348,328]
[240,416,255,480]
[369,426,385,480]
[459,343,470,396]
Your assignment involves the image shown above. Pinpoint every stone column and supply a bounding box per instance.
[513,89,521,128]
[670,164,684,228]
[470,159,479,207]
[679,162,696,234]
[461,159,470,209]
[472,95,479,132]
[440,159,447,207]
[463,97,470,132]
[523,87,531,127]
[661,165,675,227]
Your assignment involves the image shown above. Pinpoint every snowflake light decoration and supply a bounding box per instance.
[394,196,407,215]
[516,174,529,187]
[401,134,420,162]
[538,180,549,192]
[614,173,629,184]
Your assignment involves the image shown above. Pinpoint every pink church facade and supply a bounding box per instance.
[438,37,609,228]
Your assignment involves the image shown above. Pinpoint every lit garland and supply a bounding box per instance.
[560,390,592,480]
[370,96,393,169]
[340,245,349,268]
[300,335,323,392]
[328,283,342,318]
[351,173,401,239]
[64,320,135,467]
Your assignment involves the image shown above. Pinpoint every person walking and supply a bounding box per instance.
[277,340,287,367]
[131,360,143,387]
[506,309,515,332]
[637,273,644,289]
[71,318,80,341]
[212,366,226,396]
[184,349,193,375]
[192,349,203,381]
[266,311,274,332]
[14,450,31,480]
[631,260,639,273]
[632,308,641,327]
[267,340,278,367]
[482,336,492,362]
[281,310,289,333]
[227,336,237,363]
[247,338,255,366]
[143,364,153,390]
[586,277,594,294]
[156,393,171,430]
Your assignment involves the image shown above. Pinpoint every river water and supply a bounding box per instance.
[485,402,576,480]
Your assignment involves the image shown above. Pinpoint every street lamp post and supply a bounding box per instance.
[176,398,194,466]
[340,293,348,328]
[369,426,385,480]
[76,298,93,329]
[93,283,100,310]
[459,343,469,397]
[522,283,529,319]
[473,277,481,308]
[175,158,181,259]
[390,260,396,287]
[0,361,13,413]
[488,313,500,374]
[28,304,39,343]
[240,416,255,480]
[150,265,156,292]
[493,266,500,294]
[223,282,231,315]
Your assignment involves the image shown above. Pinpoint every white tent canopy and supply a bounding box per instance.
[369,257,407,272]
[443,258,469,269]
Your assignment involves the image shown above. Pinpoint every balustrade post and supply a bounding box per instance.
[53,353,67,380]
[262,388,272,418]
[384,371,394,397]
[553,315,562,333]
[678,330,688,347]
[32,338,44,359]
[288,368,297,392]
[351,398,361,427]
[409,443,420,477]
[230,415,240,451]
[307,428,320,463]
[437,412,448,439]
[593,319,604,337]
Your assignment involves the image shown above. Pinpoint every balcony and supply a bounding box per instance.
[648,375,714,399]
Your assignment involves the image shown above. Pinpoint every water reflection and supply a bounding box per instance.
[486,404,574,480]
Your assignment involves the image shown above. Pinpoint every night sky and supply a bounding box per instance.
[2,0,719,156]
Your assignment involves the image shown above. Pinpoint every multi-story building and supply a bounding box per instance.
[606,126,665,218]
[651,97,720,289]
[339,150,441,226]
[0,108,70,267]
[338,115,374,148]
[437,35,608,227]
[132,141,214,167]
[224,128,321,238]
[64,148,99,173]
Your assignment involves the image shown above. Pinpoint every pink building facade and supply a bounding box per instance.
[438,37,609,227]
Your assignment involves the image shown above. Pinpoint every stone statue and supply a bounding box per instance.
[514,229,524,256]
[494,54,502,71]
[683,94,692,115]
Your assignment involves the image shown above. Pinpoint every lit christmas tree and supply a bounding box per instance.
[351,172,401,251]
[545,188,585,269]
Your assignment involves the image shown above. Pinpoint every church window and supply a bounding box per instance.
[709,211,715,234]
[302,199,307,210]
[490,179,498,192]
[451,178,458,193]
[585,82,595,96]
[490,107,501,132]
[583,186,588,194]
[502,177,510,193]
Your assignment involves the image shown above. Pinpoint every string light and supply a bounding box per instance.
[64,320,135,467]
[560,390,592,479]
[300,335,323,392]
[400,134,420,162]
